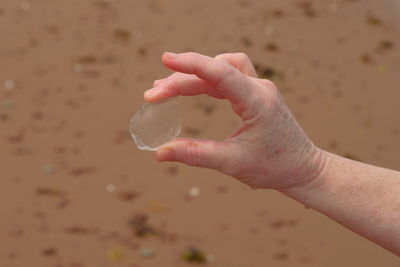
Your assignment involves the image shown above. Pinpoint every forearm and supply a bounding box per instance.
[281,150,400,255]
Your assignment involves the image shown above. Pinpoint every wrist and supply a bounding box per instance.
[279,147,333,198]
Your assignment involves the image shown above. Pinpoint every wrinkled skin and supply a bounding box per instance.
[144,52,325,191]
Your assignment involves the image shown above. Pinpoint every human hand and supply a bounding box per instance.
[144,52,326,191]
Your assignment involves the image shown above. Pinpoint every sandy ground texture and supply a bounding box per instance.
[1,0,400,266]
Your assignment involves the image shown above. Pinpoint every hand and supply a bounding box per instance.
[144,52,326,191]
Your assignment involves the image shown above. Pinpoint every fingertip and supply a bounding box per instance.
[163,51,178,60]
[162,52,179,67]
[143,89,156,102]
[155,146,175,162]
[144,87,166,102]
[144,90,174,103]
[162,52,181,71]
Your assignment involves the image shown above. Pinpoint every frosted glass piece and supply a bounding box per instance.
[130,98,181,151]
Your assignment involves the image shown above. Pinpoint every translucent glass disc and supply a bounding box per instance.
[129,98,181,151]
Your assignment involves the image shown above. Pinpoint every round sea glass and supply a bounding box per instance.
[129,98,181,151]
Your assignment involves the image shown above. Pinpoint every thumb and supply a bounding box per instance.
[155,138,236,171]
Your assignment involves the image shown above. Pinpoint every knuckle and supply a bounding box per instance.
[218,65,238,86]
[259,78,277,89]
[221,60,236,74]
[214,54,224,60]
[236,52,249,61]
[215,53,232,60]
[265,87,281,108]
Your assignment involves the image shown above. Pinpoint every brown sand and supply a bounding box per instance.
[1,0,400,266]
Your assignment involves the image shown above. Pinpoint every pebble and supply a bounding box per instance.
[263,25,276,36]
[73,64,83,73]
[106,248,124,262]
[106,184,116,193]
[43,165,56,174]
[206,254,215,263]
[2,99,14,109]
[140,248,155,258]
[4,80,15,90]
[188,187,200,197]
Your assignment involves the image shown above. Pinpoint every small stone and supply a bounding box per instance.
[263,25,275,36]
[273,252,289,260]
[128,213,159,237]
[65,226,96,235]
[113,29,132,43]
[264,42,279,52]
[360,54,371,64]
[366,15,382,26]
[376,65,386,73]
[241,36,252,47]
[107,248,124,262]
[188,187,200,197]
[147,200,170,213]
[137,47,147,56]
[185,127,202,136]
[69,166,96,177]
[7,252,17,260]
[36,187,64,197]
[254,65,285,81]
[0,113,9,121]
[106,184,116,193]
[271,9,284,18]
[216,185,228,194]
[4,80,15,90]
[140,248,155,258]
[75,55,97,64]
[206,254,215,263]
[118,191,139,202]
[43,165,56,174]
[73,64,83,73]
[166,166,178,175]
[3,99,14,109]
[42,248,57,256]
[378,40,394,51]
[181,247,207,263]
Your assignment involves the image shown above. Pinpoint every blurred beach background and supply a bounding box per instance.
[1,0,400,266]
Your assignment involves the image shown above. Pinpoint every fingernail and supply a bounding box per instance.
[164,52,178,60]
[156,147,174,161]
[144,89,159,99]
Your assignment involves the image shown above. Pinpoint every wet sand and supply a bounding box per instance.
[1,0,400,266]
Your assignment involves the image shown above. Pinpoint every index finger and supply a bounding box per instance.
[162,52,254,105]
